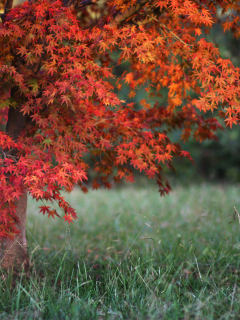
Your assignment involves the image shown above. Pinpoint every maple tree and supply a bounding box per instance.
[0,0,240,272]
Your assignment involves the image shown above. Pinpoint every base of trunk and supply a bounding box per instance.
[1,237,29,273]
[0,190,29,273]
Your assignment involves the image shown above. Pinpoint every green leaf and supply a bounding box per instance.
[28,78,39,93]
[43,138,52,145]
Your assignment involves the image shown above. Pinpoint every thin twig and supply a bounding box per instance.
[146,14,192,48]
[109,0,150,27]
[0,148,19,163]
[233,206,240,225]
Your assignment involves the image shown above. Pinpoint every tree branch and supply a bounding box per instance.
[0,0,14,21]
[4,0,13,15]
[64,0,99,10]
[76,0,98,9]
[109,0,150,27]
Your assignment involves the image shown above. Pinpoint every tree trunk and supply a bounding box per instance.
[0,104,31,273]
[0,190,29,272]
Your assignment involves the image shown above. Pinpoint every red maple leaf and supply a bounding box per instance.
[63,214,74,224]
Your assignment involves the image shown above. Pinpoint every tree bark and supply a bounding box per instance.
[0,190,29,273]
[0,103,31,273]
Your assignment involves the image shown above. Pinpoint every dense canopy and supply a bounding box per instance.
[0,0,240,240]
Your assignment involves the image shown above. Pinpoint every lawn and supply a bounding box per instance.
[1,182,240,319]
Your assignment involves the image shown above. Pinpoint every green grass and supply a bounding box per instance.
[1,182,240,319]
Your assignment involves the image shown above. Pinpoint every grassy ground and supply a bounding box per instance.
[1,182,240,319]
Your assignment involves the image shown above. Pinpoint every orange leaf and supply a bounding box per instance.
[63,214,74,224]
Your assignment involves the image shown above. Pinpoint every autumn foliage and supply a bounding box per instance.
[0,0,240,240]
